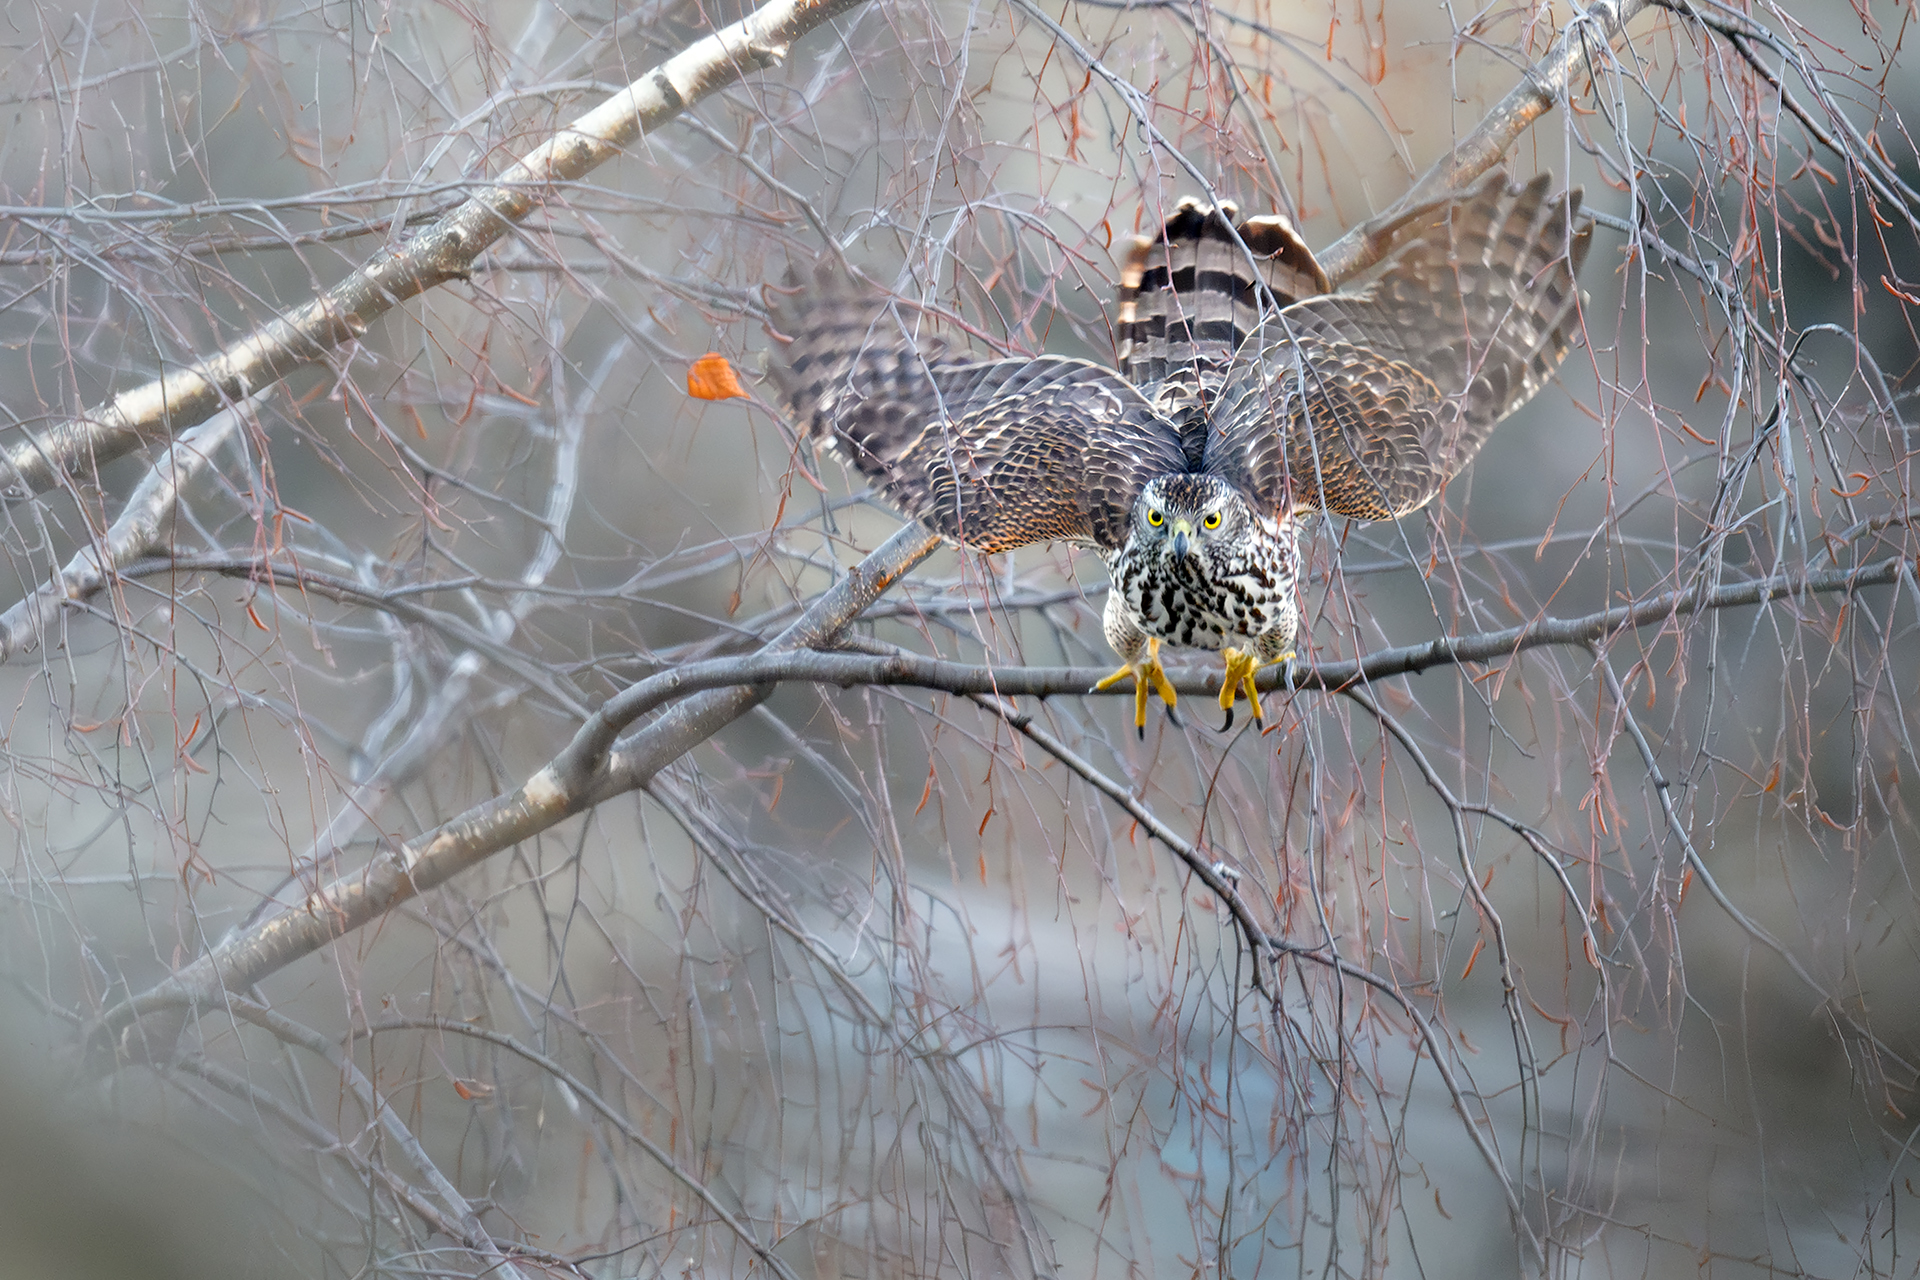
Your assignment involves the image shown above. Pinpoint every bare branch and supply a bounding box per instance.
[370,1017,805,1280]
[222,997,534,1279]
[1318,0,1652,282]
[0,0,871,499]
[0,397,257,661]
[92,542,1905,1052]
[91,523,940,1052]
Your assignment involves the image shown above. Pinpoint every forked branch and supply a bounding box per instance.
[91,545,1907,1049]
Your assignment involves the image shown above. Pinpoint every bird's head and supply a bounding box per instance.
[1133,474,1244,562]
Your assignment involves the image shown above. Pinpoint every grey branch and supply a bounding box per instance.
[1316,0,1651,283]
[89,541,1903,1052]
[0,397,255,660]
[371,1017,805,1280]
[225,997,534,1279]
[90,522,942,1057]
[1,0,870,500]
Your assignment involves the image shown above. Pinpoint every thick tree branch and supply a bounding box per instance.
[90,523,940,1054]
[1317,0,1651,282]
[90,544,1905,1052]
[2,0,870,500]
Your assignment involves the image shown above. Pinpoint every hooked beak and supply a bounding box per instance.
[1170,518,1194,559]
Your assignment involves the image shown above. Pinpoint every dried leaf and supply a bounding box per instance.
[687,352,747,401]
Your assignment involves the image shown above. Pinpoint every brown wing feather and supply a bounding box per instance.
[768,265,1187,553]
[1208,172,1591,520]
[1207,338,1449,521]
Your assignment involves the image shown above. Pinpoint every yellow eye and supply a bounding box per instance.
[1146,509,1164,527]
[1203,511,1222,530]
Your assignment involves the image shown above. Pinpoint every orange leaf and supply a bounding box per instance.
[687,352,747,401]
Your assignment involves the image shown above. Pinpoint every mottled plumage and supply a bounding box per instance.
[1102,473,1299,659]
[772,272,1186,552]
[766,172,1591,731]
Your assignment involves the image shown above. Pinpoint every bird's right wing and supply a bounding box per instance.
[768,266,1188,553]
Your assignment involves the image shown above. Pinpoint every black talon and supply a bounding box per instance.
[1164,704,1183,730]
[1136,721,1146,742]
[1219,706,1235,733]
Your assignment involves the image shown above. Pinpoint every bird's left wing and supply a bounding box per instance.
[769,266,1188,553]
[1205,173,1590,522]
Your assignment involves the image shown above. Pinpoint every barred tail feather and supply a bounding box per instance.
[1115,197,1330,389]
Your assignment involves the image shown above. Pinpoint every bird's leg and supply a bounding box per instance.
[1217,646,1293,732]
[1094,636,1179,739]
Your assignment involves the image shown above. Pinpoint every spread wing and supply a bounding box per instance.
[1205,172,1592,521]
[767,266,1188,553]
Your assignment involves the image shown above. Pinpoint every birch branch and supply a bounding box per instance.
[120,547,1914,712]
[0,397,256,660]
[91,542,1904,1053]
[1,0,871,500]
[92,522,941,1055]
[1316,0,1653,283]
[449,553,1920,718]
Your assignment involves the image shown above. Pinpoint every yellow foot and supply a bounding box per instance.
[1094,637,1180,739]
[1218,647,1294,732]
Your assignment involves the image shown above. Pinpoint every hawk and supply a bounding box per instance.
[769,172,1591,734]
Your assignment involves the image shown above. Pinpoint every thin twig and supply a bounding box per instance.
[0,397,258,661]
[369,1016,805,1280]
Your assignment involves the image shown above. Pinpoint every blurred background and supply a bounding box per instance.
[0,0,1916,1274]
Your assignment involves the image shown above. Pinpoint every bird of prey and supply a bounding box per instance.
[768,172,1591,734]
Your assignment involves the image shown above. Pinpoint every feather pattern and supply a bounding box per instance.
[1115,198,1330,467]
[1204,172,1591,520]
[763,172,1591,686]
[767,266,1188,553]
